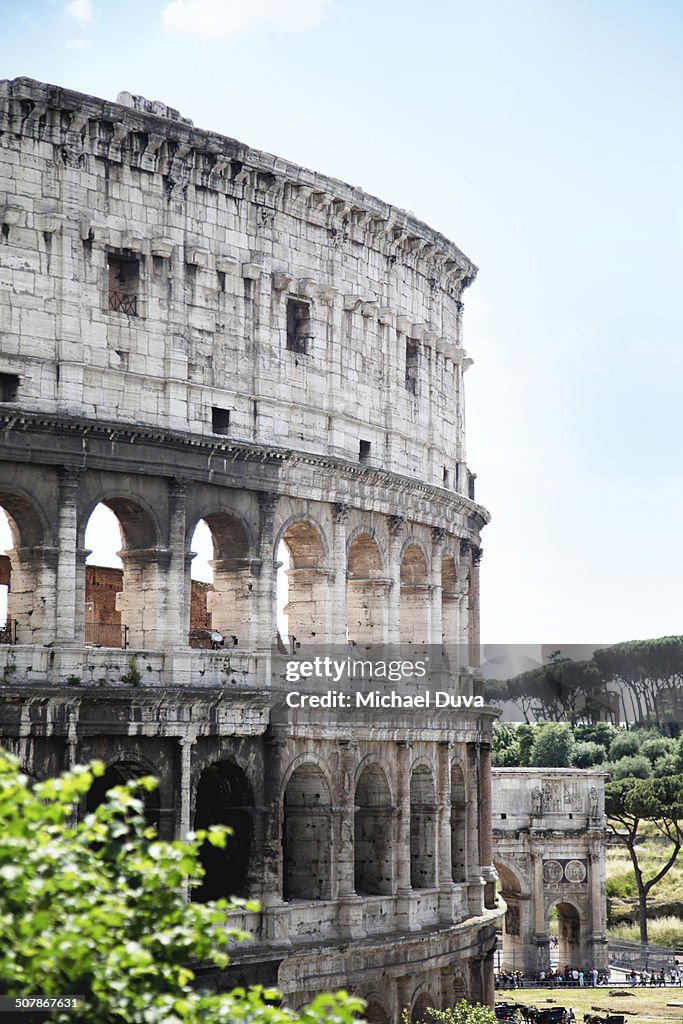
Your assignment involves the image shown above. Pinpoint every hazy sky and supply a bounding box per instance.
[2,0,682,644]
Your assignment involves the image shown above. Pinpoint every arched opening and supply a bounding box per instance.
[277,521,328,648]
[193,760,254,902]
[0,494,48,645]
[364,1000,391,1024]
[283,763,332,901]
[410,764,436,889]
[411,991,435,1024]
[190,512,251,648]
[400,544,430,645]
[84,498,158,648]
[354,763,393,895]
[495,862,524,970]
[85,760,160,832]
[451,763,467,882]
[346,533,387,645]
[555,900,582,970]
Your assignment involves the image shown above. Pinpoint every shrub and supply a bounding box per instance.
[609,754,652,779]
[529,723,575,767]
[609,732,641,760]
[572,741,606,768]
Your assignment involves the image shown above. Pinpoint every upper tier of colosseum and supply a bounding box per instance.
[0,77,482,502]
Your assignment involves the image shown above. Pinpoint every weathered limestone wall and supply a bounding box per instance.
[0,78,501,1018]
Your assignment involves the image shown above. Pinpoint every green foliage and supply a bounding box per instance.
[491,723,534,767]
[609,732,641,759]
[640,736,675,763]
[121,655,141,686]
[406,1000,497,1024]
[609,916,683,949]
[573,722,617,749]
[608,754,652,780]
[528,722,575,767]
[572,741,606,768]
[605,871,637,899]
[0,751,364,1024]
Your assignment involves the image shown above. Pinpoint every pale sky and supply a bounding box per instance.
[2,0,682,644]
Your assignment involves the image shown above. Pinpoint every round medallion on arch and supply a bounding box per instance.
[564,859,587,883]
[543,859,563,884]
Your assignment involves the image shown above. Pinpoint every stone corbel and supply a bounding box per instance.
[233,167,252,184]
[111,122,129,148]
[35,211,66,234]
[462,354,474,372]
[395,315,411,334]
[1,204,23,227]
[423,331,438,347]
[151,238,174,259]
[352,208,372,229]
[343,295,363,312]
[311,191,332,212]
[332,198,351,217]
[272,271,294,292]
[377,307,394,326]
[216,253,239,274]
[186,245,210,268]
[297,278,317,298]
[145,133,164,156]
[410,322,427,341]
[317,283,337,303]
[360,300,379,318]
[242,262,265,280]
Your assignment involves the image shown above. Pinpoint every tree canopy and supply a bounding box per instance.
[0,751,363,1024]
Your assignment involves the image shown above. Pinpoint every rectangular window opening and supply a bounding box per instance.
[0,373,19,402]
[500,813,507,820]
[359,439,371,464]
[108,252,140,315]
[405,338,419,394]
[286,298,312,354]
[212,407,231,435]
[443,466,450,488]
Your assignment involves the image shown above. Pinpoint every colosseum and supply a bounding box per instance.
[0,77,502,1019]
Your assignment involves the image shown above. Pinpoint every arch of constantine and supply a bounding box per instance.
[492,769,608,976]
[0,77,503,1017]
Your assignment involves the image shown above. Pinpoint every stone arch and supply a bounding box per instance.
[277,516,330,645]
[282,761,332,901]
[494,859,525,970]
[410,762,436,888]
[85,758,161,832]
[188,509,252,646]
[347,530,387,645]
[550,898,583,970]
[400,542,430,644]
[83,494,161,649]
[0,487,52,644]
[451,761,467,882]
[193,758,255,902]
[354,761,393,895]
[411,988,436,1024]
[363,995,391,1024]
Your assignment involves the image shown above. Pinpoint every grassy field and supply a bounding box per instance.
[503,986,683,1024]
[606,839,683,947]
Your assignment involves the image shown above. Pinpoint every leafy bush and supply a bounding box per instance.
[609,732,641,760]
[407,1000,498,1024]
[529,723,575,767]
[640,736,675,763]
[0,751,363,1024]
[572,741,606,768]
[606,872,637,898]
[608,754,652,780]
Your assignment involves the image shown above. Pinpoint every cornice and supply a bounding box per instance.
[0,408,491,530]
[0,77,477,290]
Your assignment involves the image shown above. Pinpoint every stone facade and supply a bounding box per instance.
[492,769,608,976]
[0,78,502,1019]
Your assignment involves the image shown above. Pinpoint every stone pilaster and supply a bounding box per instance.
[53,467,80,645]
[387,515,405,644]
[331,502,351,644]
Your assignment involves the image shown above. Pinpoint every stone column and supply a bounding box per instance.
[589,843,609,969]
[261,725,291,945]
[253,492,279,651]
[163,478,188,648]
[387,515,405,645]
[177,730,196,839]
[437,740,455,922]
[532,848,550,973]
[431,528,446,648]
[337,739,364,937]
[479,743,497,909]
[53,467,80,644]
[330,503,350,644]
[466,742,484,914]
